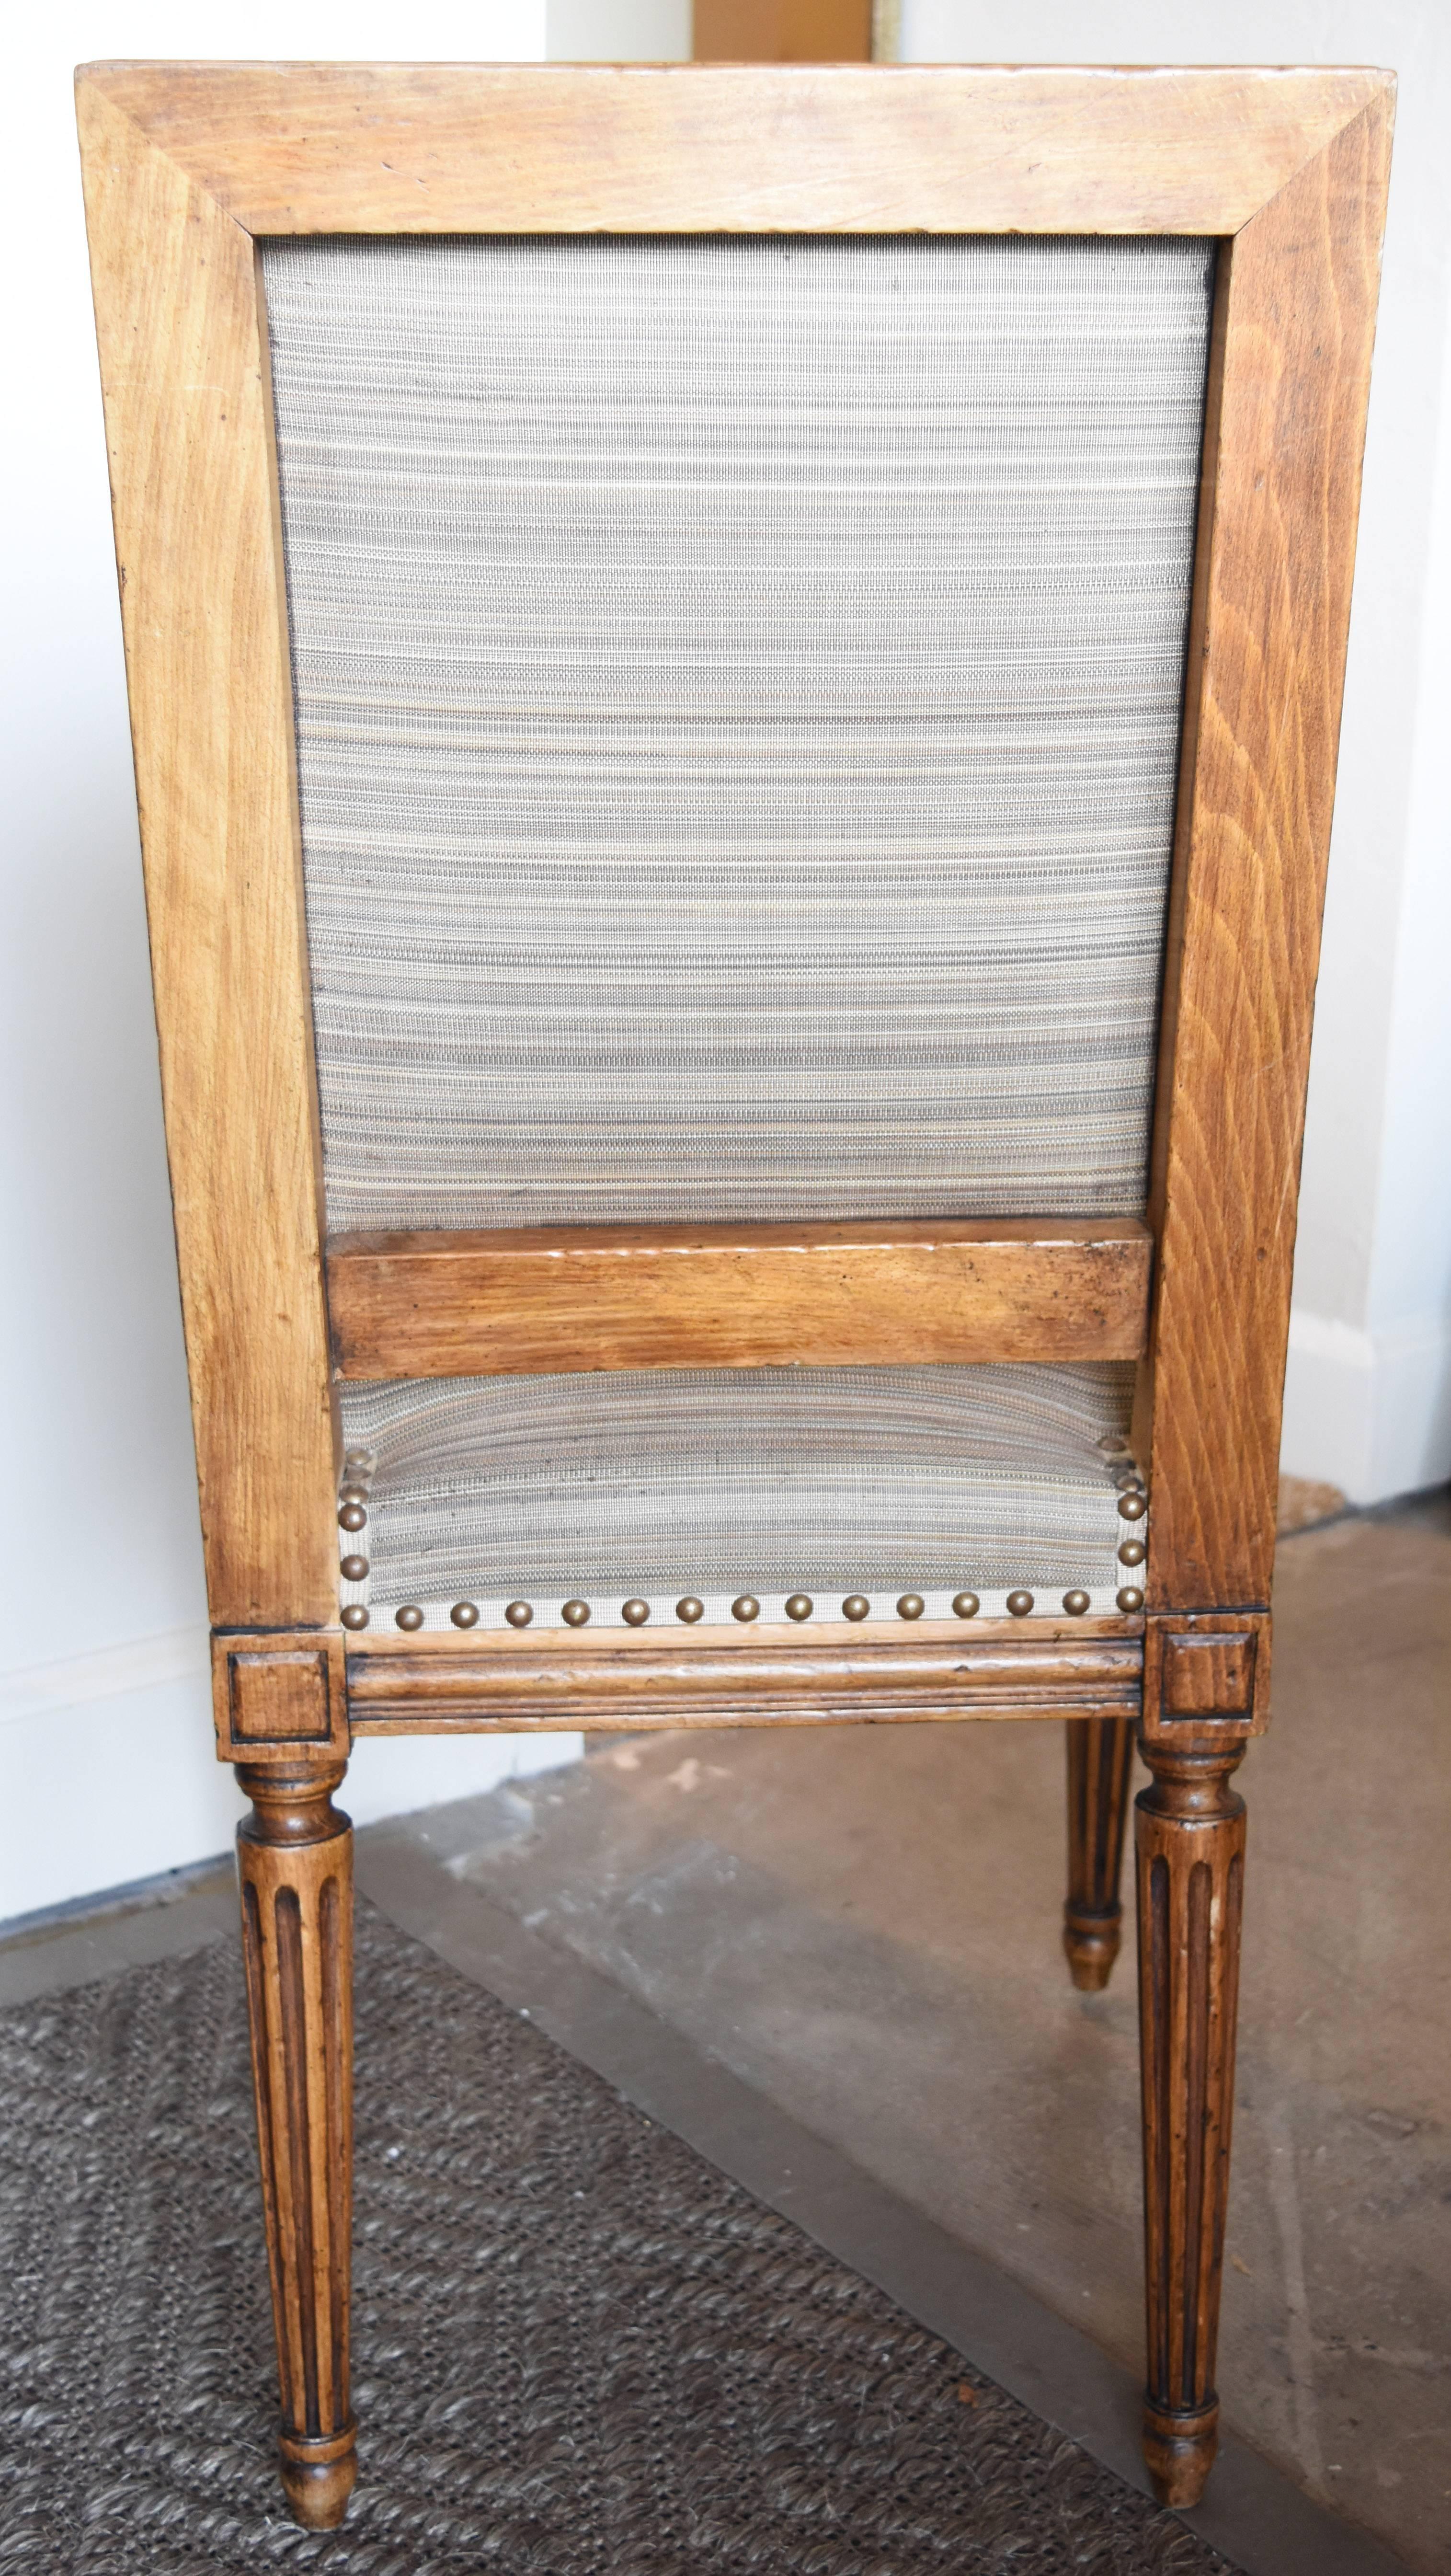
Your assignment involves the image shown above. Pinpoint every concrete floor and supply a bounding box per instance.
[425,1496,1451,2576]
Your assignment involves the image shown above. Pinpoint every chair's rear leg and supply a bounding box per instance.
[1135,1739,1247,2509]
[236,1761,356,2529]
[1063,1717,1135,1990]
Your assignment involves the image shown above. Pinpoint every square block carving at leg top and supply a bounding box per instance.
[1142,1614,1270,1745]
[1162,1633,1256,1715]
[213,1633,349,1763]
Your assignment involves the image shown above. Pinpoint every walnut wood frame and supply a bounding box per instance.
[79,58,1391,2530]
[327,1217,1153,1380]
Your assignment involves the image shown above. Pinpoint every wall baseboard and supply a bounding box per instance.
[1281,1308,1451,1504]
[0,1633,580,1921]
[0,1623,209,1728]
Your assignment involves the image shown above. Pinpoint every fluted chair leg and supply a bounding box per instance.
[1135,1739,1247,2508]
[1063,1716,1135,1990]
[236,1761,356,2529]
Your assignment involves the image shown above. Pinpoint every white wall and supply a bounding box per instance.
[899,3,1451,1504]
[0,2,581,1927]
[548,0,691,55]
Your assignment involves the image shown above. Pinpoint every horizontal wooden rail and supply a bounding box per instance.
[346,1623,1144,1731]
[84,62,1391,240]
[327,1217,1153,1380]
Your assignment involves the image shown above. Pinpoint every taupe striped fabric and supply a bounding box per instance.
[336,1362,1139,1628]
[263,234,1211,1229]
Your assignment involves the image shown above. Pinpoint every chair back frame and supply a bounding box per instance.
[77,65,1394,2530]
[77,60,1393,1736]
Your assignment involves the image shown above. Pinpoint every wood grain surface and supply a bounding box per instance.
[1063,1717,1136,1992]
[213,1634,350,1766]
[346,1628,1143,1729]
[1136,92,1394,1610]
[694,0,873,60]
[1134,1740,1248,2509]
[1141,1613,1270,1749]
[78,81,338,1630]
[326,1219,1153,1380]
[237,1762,356,2529]
[76,61,1390,238]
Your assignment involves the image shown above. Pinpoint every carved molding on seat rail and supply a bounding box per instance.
[344,1628,1143,1732]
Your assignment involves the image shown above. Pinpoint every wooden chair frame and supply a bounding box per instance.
[78,59,1392,2530]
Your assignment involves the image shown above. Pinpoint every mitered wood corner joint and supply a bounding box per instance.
[1141,1612,1270,1752]
[213,1632,350,1765]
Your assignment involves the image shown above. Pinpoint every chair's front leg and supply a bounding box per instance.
[1135,1736,1246,2508]
[236,1760,356,2529]
[1063,1716,1135,1989]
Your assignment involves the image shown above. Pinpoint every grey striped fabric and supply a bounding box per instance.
[263,234,1211,1230]
[336,1362,1139,1627]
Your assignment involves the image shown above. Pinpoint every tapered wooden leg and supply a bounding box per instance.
[1135,1739,1246,2509]
[236,1761,355,2530]
[1063,1716,1135,1989]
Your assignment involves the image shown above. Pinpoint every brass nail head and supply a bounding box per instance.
[785,1594,812,1622]
[1062,1590,1090,1616]
[453,1600,482,1628]
[340,1603,369,1631]
[952,1592,980,1619]
[1118,1491,1148,1521]
[621,1598,650,1626]
[1006,1589,1034,1617]
[338,1504,367,1532]
[732,1596,760,1623]
[896,1594,925,1621]
[561,1598,590,1626]
[676,1597,705,1623]
[842,1595,870,1622]
[1116,1586,1145,1613]
[395,1605,423,1631]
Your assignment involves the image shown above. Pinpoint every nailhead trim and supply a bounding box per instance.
[337,1438,1144,1631]
[340,1578,1143,1629]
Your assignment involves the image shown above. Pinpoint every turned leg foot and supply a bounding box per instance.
[1063,1716,1135,1989]
[1135,1739,1246,2508]
[237,1761,356,2529]
[278,2425,359,2527]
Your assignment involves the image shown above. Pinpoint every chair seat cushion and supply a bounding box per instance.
[336,1362,1142,1630]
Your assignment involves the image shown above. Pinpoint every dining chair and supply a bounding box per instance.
[78,57,1391,2530]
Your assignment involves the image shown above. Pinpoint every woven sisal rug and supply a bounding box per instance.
[0,1899,1227,2574]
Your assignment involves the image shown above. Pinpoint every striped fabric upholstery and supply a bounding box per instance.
[263,233,1211,1230]
[264,239,1188,1617]
[336,1362,1139,1629]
